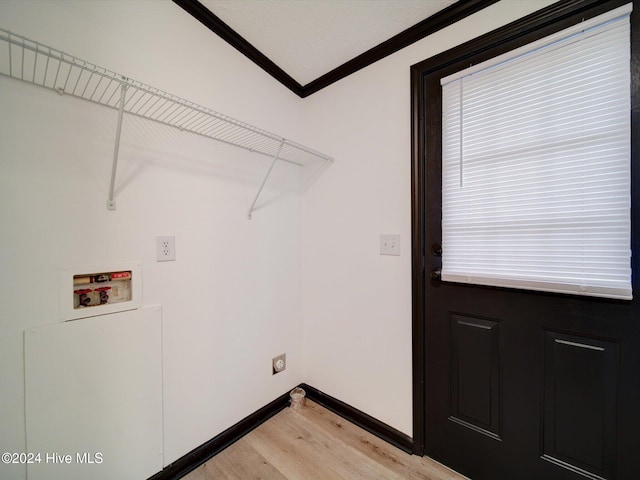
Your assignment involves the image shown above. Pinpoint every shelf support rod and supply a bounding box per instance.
[248,140,285,219]
[107,82,128,210]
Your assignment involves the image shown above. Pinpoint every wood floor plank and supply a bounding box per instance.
[181,464,207,480]
[249,407,406,480]
[245,411,356,480]
[202,437,288,480]
[296,400,466,480]
[179,400,468,480]
[295,401,419,475]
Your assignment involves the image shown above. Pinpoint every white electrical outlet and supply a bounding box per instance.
[272,353,286,374]
[380,234,400,256]
[156,236,176,262]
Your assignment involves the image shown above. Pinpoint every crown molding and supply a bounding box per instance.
[173,0,499,98]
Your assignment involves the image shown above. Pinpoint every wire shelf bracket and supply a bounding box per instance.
[248,140,284,220]
[107,82,127,211]
[0,28,333,216]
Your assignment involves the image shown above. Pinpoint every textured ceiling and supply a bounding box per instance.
[199,0,458,85]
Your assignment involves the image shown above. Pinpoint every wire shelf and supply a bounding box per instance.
[0,27,333,167]
[0,27,333,215]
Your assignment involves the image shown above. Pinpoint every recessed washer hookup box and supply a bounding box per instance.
[59,263,142,321]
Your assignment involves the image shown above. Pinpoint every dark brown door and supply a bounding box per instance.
[422,283,640,480]
[411,1,640,479]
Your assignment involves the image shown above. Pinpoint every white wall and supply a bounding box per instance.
[300,0,556,436]
[0,1,308,479]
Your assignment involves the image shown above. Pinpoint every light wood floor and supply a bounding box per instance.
[182,400,468,480]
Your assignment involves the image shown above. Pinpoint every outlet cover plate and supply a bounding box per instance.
[380,234,400,256]
[272,353,286,374]
[156,236,176,262]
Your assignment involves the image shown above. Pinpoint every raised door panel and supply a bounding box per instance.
[542,331,619,480]
[449,314,502,440]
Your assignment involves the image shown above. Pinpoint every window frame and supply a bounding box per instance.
[410,0,639,455]
[439,7,632,300]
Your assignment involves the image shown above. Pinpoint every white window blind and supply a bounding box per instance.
[440,4,632,300]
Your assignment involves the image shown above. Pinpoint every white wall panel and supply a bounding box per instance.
[0,2,305,479]
[25,306,163,480]
[300,0,556,437]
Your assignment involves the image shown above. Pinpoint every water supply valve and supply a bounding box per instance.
[94,286,112,304]
[74,288,93,307]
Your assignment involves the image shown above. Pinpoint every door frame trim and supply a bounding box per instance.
[409,0,634,456]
